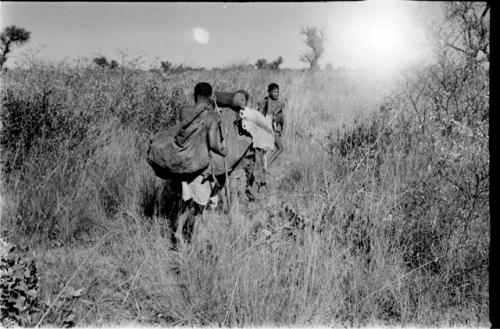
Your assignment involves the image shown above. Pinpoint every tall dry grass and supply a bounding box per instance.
[0,55,489,327]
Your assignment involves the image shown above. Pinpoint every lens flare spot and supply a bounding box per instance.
[193,28,210,44]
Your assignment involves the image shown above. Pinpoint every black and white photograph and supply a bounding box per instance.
[0,1,490,327]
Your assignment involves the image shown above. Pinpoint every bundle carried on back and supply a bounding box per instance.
[147,90,272,181]
[147,103,212,179]
[213,91,247,111]
[239,107,274,150]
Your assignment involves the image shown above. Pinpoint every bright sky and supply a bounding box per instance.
[0,1,444,72]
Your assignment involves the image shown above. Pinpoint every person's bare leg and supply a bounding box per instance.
[262,149,269,173]
[192,208,204,241]
[268,136,283,166]
[175,203,190,247]
[254,149,264,172]
[185,203,203,244]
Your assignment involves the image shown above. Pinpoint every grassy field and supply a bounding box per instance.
[0,55,489,327]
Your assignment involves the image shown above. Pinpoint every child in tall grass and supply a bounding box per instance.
[257,83,285,170]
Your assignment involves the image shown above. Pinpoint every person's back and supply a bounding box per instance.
[176,82,228,158]
[147,83,224,180]
[179,103,206,125]
[175,102,211,147]
[173,82,229,244]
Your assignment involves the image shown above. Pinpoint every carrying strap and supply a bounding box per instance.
[179,104,209,130]
[212,94,231,210]
[175,104,210,147]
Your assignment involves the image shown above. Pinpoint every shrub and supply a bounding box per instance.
[1,246,42,327]
[0,88,91,174]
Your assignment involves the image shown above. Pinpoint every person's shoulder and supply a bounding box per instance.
[179,104,195,118]
[198,102,213,111]
[205,111,218,124]
[180,104,195,111]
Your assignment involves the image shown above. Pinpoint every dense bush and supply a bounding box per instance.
[0,88,91,173]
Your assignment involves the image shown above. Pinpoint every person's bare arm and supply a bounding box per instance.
[276,103,285,136]
[179,105,188,122]
[280,107,285,135]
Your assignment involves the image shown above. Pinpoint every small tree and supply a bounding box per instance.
[299,26,327,70]
[93,56,119,69]
[255,58,267,69]
[109,60,119,69]
[270,56,283,70]
[255,56,283,70]
[0,25,31,69]
[160,61,172,72]
[93,56,109,67]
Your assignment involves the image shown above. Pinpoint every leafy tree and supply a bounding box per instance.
[269,56,284,70]
[93,56,119,69]
[109,60,119,69]
[0,25,31,69]
[437,2,489,64]
[160,61,172,72]
[255,56,283,70]
[93,56,109,67]
[255,58,267,69]
[299,26,326,70]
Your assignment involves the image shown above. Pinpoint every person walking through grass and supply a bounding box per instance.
[257,83,285,170]
[177,82,228,160]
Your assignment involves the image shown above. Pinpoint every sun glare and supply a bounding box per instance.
[193,27,210,45]
[331,0,428,76]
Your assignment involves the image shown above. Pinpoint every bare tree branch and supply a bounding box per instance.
[299,26,327,70]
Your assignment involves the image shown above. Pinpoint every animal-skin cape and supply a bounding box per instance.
[240,107,275,150]
[147,106,211,178]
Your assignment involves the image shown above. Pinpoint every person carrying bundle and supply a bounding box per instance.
[147,82,228,181]
[177,82,228,159]
[148,81,278,244]
[257,83,285,168]
[244,82,285,196]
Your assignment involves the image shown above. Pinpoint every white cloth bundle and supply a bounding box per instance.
[182,107,275,206]
[239,107,275,150]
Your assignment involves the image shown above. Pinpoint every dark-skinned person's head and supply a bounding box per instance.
[233,89,249,109]
[268,83,279,101]
[194,82,213,103]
